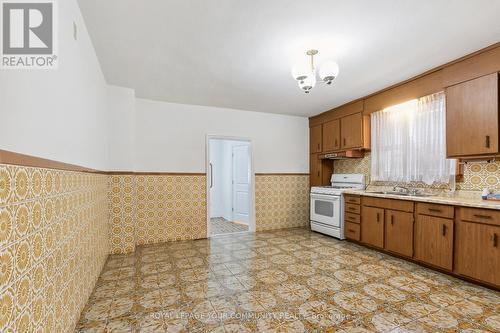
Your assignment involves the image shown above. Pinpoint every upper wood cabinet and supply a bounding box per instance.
[446,73,499,157]
[310,125,322,154]
[341,113,370,150]
[322,119,341,152]
[341,113,362,149]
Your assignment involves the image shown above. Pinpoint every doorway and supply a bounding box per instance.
[207,137,254,237]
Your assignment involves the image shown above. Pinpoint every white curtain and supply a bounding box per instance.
[371,92,456,184]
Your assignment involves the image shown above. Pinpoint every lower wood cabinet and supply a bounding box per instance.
[385,210,414,257]
[345,222,360,241]
[361,206,384,248]
[414,215,454,270]
[455,221,500,286]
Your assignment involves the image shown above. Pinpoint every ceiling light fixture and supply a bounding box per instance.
[291,49,339,93]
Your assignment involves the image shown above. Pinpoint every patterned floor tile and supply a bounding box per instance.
[76,228,499,332]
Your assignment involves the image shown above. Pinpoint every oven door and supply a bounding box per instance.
[310,193,341,227]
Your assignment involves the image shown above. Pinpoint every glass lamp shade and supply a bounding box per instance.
[319,61,339,84]
[291,62,312,82]
[298,74,316,93]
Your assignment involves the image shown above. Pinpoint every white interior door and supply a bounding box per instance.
[232,145,250,224]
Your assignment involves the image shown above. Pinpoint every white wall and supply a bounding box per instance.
[0,0,110,169]
[134,98,309,173]
[107,85,135,170]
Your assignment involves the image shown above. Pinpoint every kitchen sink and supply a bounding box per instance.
[366,191,436,197]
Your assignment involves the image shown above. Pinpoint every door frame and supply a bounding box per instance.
[206,135,256,237]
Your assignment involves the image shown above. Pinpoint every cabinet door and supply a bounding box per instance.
[310,125,322,153]
[415,215,454,270]
[322,119,341,152]
[446,73,499,157]
[309,154,321,186]
[361,206,384,248]
[385,210,414,257]
[455,221,500,286]
[341,113,363,149]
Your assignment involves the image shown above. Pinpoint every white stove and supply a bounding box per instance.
[310,174,365,239]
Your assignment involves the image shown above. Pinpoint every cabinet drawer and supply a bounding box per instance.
[362,197,414,212]
[345,212,360,224]
[345,203,361,214]
[345,222,360,241]
[417,203,454,219]
[458,207,500,226]
[344,195,361,205]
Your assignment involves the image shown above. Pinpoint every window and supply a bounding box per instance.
[370,92,456,185]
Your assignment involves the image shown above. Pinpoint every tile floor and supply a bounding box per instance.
[76,228,500,332]
[210,217,249,236]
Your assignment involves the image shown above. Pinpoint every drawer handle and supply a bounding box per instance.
[428,208,442,213]
[348,229,355,233]
[442,224,446,236]
[473,214,492,219]
[492,234,498,247]
[348,207,356,211]
[348,199,357,203]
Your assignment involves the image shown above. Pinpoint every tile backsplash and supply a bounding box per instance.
[333,153,500,192]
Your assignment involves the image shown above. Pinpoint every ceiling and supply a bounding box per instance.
[77,0,500,117]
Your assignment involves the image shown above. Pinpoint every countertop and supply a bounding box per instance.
[343,189,500,211]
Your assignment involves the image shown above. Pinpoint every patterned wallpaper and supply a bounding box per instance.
[0,164,109,332]
[333,153,500,191]
[255,175,310,231]
[108,175,207,254]
[108,174,310,253]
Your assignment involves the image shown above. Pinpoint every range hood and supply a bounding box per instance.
[319,150,365,160]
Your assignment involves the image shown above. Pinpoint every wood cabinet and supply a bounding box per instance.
[309,154,333,187]
[322,119,341,152]
[455,221,500,286]
[415,215,454,270]
[344,195,361,241]
[385,210,414,257]
[361,206,385,248]
[310,125,322,153]
[341,113,364,149]
[446,73,499,157]
[309,154,322,186]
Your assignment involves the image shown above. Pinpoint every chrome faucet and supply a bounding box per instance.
[393,185,421,195]
[392,186,409,194]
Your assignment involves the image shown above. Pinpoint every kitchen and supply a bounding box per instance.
[1,1,499,332]
[309,46,500,290]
